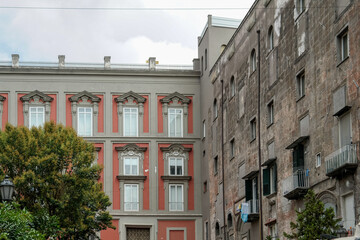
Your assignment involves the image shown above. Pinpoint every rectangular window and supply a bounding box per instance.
[230,139,235,159]
[337,28,349,62]
[168,108,183,137]
[203,120,206,138]
[267,101,274,126]
[123,108,138,136]
[205,221,209,240]
[316,153,321,168]
[214,156,218,175]
[78,107,92,136]
[250,118,256,141]
[263,164,277,196]
[297,71,305,99]
[29,106,45,128]
[297,0,305,14]
[203,181,207,193]
[124,184,139,211]
[169,184,183,211]
[169,157,183,176]
[124,157,139,175]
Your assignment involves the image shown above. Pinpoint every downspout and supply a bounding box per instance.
[257,30,264,240]
[221,79,226,240]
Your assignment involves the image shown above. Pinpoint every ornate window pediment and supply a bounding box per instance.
[160,92,191,137]
[69,91,101,136]
[115,144,147,181]
[115,91,146,105]
[160,92,191,105]
[20,90,53,128]
[0,95,6,102]
[69,91,101,103]
[160,144,192,178]
[115,91,147,136]
[20,90,54,103]
[160,144,192,160]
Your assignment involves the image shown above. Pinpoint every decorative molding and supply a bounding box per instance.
[69,90,101,103]
[95,146,102,152]
[0,95,6,101]
[160,144,192,161]
[115,91,146,104]
[115,143,147,153]
[160,92,191,105]
[20,90,53,103]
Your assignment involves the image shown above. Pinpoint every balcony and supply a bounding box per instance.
[325,144,358,178]
[283,169,309,200]
[246,199,259,222]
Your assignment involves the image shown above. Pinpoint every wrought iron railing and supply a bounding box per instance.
[325,144,357,174]
[283,169,309,196]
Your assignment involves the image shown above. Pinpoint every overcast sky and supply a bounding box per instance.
[0,0,255,64]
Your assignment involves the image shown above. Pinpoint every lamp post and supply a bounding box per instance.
[0,175,14,201]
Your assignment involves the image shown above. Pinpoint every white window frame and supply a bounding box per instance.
[267,101,274,125]
[124,157,139,175]
[123,107,138,137]
[169,157,184,176]
[29,106,45,128]
[168,108,183,137]
[203,120,206,138]
[230,77,235,97]
[124,184,139,211]
[268,27,274,50]
[316,153,321,168]
[297,72,305,98]
[77,107,93,136]
[251,49,256,72]
[169,184,184,211]
[339,30,349,62]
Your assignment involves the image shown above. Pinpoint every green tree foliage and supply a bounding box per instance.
[0,122,114,239]
[284,189,340,240]
[0,202,44,240]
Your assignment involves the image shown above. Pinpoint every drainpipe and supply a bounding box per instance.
[257,30,264,240]
[221,79,226,240]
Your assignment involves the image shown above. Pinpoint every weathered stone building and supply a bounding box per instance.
[202,0,360,239]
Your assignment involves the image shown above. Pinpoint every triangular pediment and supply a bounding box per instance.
[69,91,101,103]
[115,91,146,104]
[0,95,6,102]
[160,92,191,104]
[20,90,53,103]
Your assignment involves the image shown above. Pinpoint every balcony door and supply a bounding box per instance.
[339,112,351,147]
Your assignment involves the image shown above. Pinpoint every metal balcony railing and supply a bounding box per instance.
[283,169,309,199]
[325,144,357,175]
[246,199,259,214]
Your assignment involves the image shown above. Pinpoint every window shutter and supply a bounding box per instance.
[245,179,252,201]
[298,144,304,169]
[273,164,277,193]
[263,168,270,196]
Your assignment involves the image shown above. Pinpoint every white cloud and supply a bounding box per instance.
[0,0,255,64]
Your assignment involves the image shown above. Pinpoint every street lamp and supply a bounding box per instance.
[0,175,14,201]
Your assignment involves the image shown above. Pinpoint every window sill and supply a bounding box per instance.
[249,70,256,77]
[230,156,235,161]
[337,56,349,67]
[265,192,277,199]
[161,175,192,181]
[213,116,218,122]
[267,122,274,128]
[229,95,235,102]
[116,175,147,181]
[250,137,256,143]
[294,9,305,22]
[296,94,305,102]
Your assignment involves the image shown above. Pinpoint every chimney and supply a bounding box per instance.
[148,57,157,71]
[12,54,19,68]
[104,56,111,69]
[193,58,200,71]
[58,55,65,68]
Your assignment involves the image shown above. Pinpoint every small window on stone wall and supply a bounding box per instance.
[250,49,256,72]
